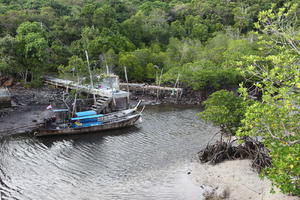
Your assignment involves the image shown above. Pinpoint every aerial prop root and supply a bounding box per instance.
[198,135,271,172]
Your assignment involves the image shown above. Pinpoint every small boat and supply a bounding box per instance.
[35,113,142,137]
[35,102,144,137]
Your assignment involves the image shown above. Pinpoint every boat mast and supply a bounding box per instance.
[85,50,96,104]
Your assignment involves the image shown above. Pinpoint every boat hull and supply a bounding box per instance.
[35,114,141,137]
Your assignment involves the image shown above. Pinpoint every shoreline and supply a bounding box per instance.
[1,86,298,199]
[0,105,52,137]
[189,159,299,200]
[0,85,64,137]
[0,84,204,137]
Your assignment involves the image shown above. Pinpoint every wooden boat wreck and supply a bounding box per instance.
[35,103,144,137]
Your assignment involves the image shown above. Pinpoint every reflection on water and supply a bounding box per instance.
[0,105,217,200]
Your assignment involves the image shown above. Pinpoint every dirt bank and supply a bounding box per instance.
[0,105,53,136]
[129,86,238,105]
[0,85,65,137]
[189,160,299,200]
[0,83,228,137]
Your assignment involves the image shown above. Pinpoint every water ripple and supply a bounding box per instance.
[0,105,218,200]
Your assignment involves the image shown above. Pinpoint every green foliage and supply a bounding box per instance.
[58,55,86,77]
[170,21,186,39]
[198,3,299,195]
[50,40,71,67]
[118,52,145,82]
[92,5,117,28]
[142,8,170,44]
[163,35,247,89]
[121,12,144,47]
[16,21,47,40]
[0,0,298,195]
[0,0,286,86]
[236,3,300,195]
[145,63,156,80]
[198,90,250,134]
[24,78,43,88]
[0,34,17,76]
[14,21,50,82]
[263,144,300,195]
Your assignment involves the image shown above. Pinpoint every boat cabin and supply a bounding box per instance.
[71,110,104,128]
[52,109,69,123]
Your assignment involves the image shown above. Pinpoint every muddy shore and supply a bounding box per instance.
[0,84,208,137]
[0,85,64,137]
[1,85,297,200]
[0,82,237,137]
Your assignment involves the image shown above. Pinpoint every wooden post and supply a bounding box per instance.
[109,75,116,109]
[174,73,180,99]
[24,69,28,83]
[71,76,80,117]
[72,92,78,116]
[174,73,180,88]
[62,92,70,112]
[85,50,96,104]
[156,68,163,100]
[124,66,130,108]
[104,54,109,74]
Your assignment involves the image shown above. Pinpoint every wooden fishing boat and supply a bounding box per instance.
[35,113,142,137]
[35,101,144,137]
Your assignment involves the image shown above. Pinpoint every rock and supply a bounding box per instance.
[130,96,138,100]
[11,100,18,107]
[218,187,230,199]
[3,79,13,87]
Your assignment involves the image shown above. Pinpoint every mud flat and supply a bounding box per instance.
[0,85,63,137]
[0,105,52,136]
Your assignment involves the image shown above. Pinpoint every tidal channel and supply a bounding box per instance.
[0,105,217,200]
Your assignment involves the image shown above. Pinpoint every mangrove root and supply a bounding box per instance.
[198,136,272,172]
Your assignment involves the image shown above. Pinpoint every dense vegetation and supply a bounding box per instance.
[200,3,299,195]
[0,0,299,195]
[0,0,294,89]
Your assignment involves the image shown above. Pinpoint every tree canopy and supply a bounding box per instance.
[200,3,300,195]
[1,0,296,87]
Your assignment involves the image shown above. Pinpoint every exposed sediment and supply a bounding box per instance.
[190,160,299,200]
[0,83,235,137]
[0,85,65,136]
[0,106,52,136]
[127,85,238,105]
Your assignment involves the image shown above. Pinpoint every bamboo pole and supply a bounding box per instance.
[71,76,80,117]
[85,50,96,104]
[156,68,163,100]
[104,54,109,74]
[174,73,180,100]
[124,66,130,102]
[174,73,180,88]
[109,76,116,108]
[62,91,70,112]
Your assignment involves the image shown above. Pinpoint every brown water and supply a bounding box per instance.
[0,105,217,200]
